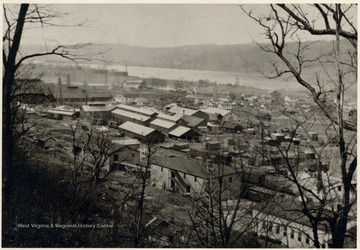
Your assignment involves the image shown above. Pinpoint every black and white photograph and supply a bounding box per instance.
[2,2,357,248]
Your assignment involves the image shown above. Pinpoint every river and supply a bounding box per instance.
[111,65,301,91]
[35,60,302,91]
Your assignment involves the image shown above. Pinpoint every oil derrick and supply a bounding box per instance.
[66,74,71,87]
[236,75,240,87]
[213,82,218,101]
[57,77,63,105]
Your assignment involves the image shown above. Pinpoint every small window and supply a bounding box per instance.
[306,237,310,244]
[268,222,273,231]
[194,176,197,182]
[276,224,280,234]
[338,186,342,192]
[229,176,232,183]
[132,152,135,157]
[114,154,119,161]
[298,232,302,242]
[262,221,266,229]
[290,229,294,239]
[183,173,186,179]
[337,204,342,211]
[161,167,163,172]
[283,226,287,236]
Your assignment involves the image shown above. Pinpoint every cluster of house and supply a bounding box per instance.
[40,87,357,247]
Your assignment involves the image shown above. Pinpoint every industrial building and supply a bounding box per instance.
[118,121,165,143]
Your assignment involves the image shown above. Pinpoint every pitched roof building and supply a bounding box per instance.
[111,108,153,126]
[169,126,201,141]
[150,118,178,134]
[118,121,165,143]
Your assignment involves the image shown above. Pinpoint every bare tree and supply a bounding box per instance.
[133,138,157,247]
[241,4,357,248]
[186,151,276,247]
[2,4,93,200]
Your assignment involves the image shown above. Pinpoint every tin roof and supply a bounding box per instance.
[111,109,151,122]
[150,118,176,129]
[112,138,141,146]
[168,106,199,116]
[81,105,114,112]
[154,148,237,179]
[119,121,155,136]
[202,107,230,116]
[47,109,76,116]
[169,126,191,137]
[117,104,156,116]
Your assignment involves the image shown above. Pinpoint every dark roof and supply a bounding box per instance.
[116,104,157,116]
[154,148,237,179]
[223,121,243,129]
[111,109,152,122]
[61,87,113,99]
[182,115,205,127]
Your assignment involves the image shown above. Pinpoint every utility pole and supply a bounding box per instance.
[57,77,63,105]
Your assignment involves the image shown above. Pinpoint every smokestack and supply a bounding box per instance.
[66,74,71,87]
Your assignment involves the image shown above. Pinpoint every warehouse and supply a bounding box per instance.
[118,121,165,143]
[182,115,207,130]
[156,113,186,126]
[116,104,158,118]
[46,106,80,120]
[169,126,201,141]
[80,104,114,125]
[149,118,178,134]
[111,108,152,126]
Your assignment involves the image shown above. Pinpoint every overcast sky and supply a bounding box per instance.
[15,3,353,47]
[18,4,279,47]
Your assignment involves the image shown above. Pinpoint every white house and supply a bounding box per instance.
[150,148,239,196]
[252,201,331,248]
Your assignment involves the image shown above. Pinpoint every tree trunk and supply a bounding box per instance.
[3,4,29,202]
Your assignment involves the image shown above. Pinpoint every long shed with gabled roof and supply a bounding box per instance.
[150,118,178,134]
[169,126,201,141]
[111,108,152,126]
[118,121,165,143]
[116,104,158,117]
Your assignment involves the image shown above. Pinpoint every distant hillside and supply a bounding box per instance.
[21,40,353,75]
